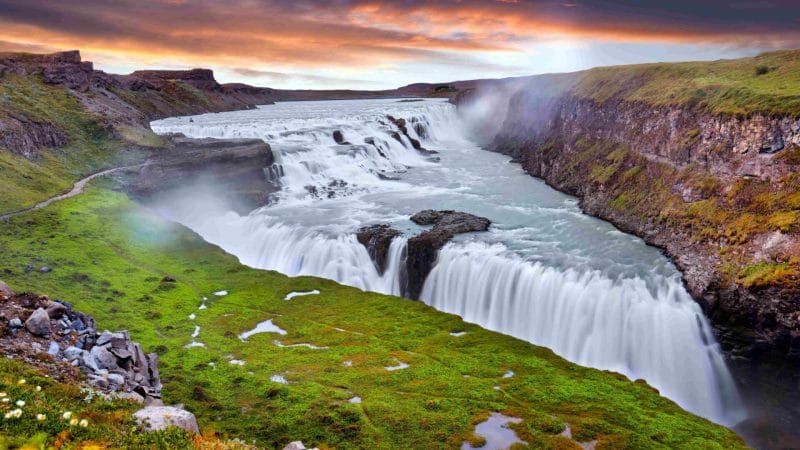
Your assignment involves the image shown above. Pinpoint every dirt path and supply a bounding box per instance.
[0,165,141,221]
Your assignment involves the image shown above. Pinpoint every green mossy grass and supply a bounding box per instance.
[0,182,747,449]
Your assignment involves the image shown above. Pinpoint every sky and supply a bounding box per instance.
[1,0,799,89]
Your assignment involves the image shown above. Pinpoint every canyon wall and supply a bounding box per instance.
[458,52,800,419]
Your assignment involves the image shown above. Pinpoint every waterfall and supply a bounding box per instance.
[420,242,745,425]
[150,98,745,426]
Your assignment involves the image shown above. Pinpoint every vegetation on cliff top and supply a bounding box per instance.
[0,181,747,449]
[525,50,800,117]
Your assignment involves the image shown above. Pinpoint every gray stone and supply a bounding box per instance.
[107,373,125,387]
[47,341,60,356]
[89,376,109,389]
[0,280,12,297]
[82,349,99,371]
[283,442,318,450]
[90,345,118,370]
[64,346,83,361]
[38,266,52,273]
[8,318,22,329]
[46,302,68,320]
[96,331,114,346]
[110,347,132,360]
[133,406,199,434]
[24,308,51,336]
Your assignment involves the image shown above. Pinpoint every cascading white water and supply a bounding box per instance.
[150,98,745,426]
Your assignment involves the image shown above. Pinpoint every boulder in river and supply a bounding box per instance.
[357,224,402,274]
[406,210,490,299]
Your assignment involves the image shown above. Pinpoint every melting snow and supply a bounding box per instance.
[503,370,514,379]
[213,290,228,296]
[229,359,245,366]
[284,290,320,300]
[385,360,410,371]
[270,374,288,384]
[198,303,208,310]
[349,396,362,404]
[192,326,201,338]
[343,360,353,367]
[273,340,327,350]
[188,313,196,320]
[185,341,205,348]
[239,319,287,341]
[450,331,467,337]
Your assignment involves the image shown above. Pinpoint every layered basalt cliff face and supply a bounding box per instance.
[458,50,800,426]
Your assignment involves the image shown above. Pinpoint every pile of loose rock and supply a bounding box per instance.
[0,280,162,405]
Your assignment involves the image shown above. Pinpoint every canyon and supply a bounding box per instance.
[2,48,799,448]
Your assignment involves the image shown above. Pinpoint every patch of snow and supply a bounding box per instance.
[284,290,320,300]
[208,362,216,369]
[503,370,514,379]
[188,313,196,320]
[334,327,346,332]
[239,319,287,341]
[192,326,201,338]
[273,340,327,350]
[198,303,208,310]
[450,331,467,337]
[185,341,206,348]
[213,290,228,296]
[270,374,288,384]
[385,360,410,371]
[229,359,245,366]
[349,396,362,404]
[493,386,500,391]
[343,360,353,367]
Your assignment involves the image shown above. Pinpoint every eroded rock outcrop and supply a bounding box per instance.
[406,210,491,299]
[123,135,280,214]
[356,224,401,274]
[357,211,490,299]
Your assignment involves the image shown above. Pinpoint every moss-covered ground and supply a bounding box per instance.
[0,180,747,449]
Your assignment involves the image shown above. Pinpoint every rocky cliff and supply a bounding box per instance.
[458,49,800,430]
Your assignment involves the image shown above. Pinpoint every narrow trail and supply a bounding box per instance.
[0,165,141,221]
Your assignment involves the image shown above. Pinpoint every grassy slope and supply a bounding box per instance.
[0,182,747,449]
[0,74,155,213]
[538,50,800,117]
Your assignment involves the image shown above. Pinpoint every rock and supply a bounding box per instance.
[107,373,125,386]
[90,345,118,370]
[24,308,51,336]
[0,280,12,297]
[134,406,200,434]
[123,136,277,215]
[8,318,22,329]
[38,266,52,273]
[47,341,60,356]
[356,224,402,274]
[45,302,68,320]
[161,276,176,283]
[406,210,490,299]
[64,346,83,361]
[332,130,352,145]
[283,442,315,450]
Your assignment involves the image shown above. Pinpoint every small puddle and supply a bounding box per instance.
[239,319,288,341]
[385,360,410,371]
[284,290,320,300]
[462,413,524,450]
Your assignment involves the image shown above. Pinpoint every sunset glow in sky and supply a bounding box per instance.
[1,0,800,89]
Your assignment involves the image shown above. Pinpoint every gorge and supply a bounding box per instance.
[146,98,746,430]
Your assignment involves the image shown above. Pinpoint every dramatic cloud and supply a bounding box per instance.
[0,0,798,88]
